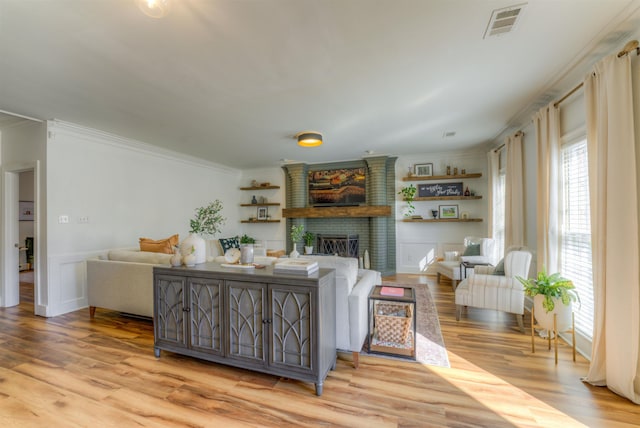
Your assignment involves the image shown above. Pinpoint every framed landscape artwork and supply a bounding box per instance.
[439,204,459,219]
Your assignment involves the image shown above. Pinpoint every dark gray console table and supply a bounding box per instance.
[153,263,336,396]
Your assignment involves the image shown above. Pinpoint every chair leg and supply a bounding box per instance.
[516,314,525,333]
[352,352,359,369]
[89,306,96,318]
[455,305,462,321]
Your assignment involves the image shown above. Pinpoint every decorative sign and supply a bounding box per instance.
[418,182,463,197]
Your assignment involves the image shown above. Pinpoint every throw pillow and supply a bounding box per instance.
[463,243,481,256]
[219,236,240,253]
[493,258,505,275]
[139,234,179,254]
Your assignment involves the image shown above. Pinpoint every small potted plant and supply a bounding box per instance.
[240,234,256,244]
[398,184,417,217]
[290,225,304,258]
[303,231,315,255]
[517,269,580,332]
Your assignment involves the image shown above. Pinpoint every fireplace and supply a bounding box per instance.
[317,234,359,258]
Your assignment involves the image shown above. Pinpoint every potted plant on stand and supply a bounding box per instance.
[290,224,304,258]
[517,269,580,334]
[398,184,417,217]
[181,200,226,264]
[303,231,315,255]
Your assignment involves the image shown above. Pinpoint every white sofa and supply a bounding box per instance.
[87,249,173,318]
[294,255,381,368]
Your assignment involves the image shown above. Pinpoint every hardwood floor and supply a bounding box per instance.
[2,275,639,427]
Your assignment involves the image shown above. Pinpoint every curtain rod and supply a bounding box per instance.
[553,40,639,108]
[493,131,523,152]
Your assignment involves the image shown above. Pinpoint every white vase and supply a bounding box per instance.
[170,247,182,267]
[290,243,300,259]
[533,295,573,332]
[180,233,206,264]
[304,246,313,255]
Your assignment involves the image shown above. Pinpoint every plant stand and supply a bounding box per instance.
[530,306,576,364]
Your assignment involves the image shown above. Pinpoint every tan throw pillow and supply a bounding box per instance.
[139,234,179,254]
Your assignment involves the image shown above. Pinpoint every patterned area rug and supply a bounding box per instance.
[362,281,450,368]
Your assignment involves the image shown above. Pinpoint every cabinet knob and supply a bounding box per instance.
[262,319,271,324]
[183,307,191,312]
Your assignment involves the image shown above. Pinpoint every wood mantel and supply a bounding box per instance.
[282,205,391,218]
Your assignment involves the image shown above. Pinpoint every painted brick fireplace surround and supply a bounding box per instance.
[282,156,397,275]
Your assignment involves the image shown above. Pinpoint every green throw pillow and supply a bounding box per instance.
[463,243,481,256]
[219,236,240,253]
[493,258,505,276]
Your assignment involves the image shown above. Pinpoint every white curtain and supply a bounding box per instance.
[487,150,500,239]
[504,132,524,248]
[533,103,561,274]
[583,53,640,404]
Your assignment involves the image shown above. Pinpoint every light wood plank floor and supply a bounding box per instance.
[2,274,639,427]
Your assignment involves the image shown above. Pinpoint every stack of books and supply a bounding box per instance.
[273,259,319,275]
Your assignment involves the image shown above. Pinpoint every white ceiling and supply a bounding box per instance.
[1,0,640,169]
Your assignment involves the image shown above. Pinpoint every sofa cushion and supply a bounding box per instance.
[219,236,240,253]
[108,249,172,264]
[463,244,481,256]
[300,255,358,288]
[139,234,179,254]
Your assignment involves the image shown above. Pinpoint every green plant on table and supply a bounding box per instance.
[516,268,580,312]
[303,231,315,247]
[189,200,226,237]
[240,234,256,244]
[290,224,304,243]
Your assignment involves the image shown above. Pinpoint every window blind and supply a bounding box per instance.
[560,139,593,338]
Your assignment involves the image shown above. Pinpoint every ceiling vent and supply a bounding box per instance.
[483,3,527,39]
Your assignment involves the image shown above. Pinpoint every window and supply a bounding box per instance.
[560,138,593,338]
[492,150,506,259]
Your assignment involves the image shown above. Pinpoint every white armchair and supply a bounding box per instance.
[455,250,532,332]
[435,236,496,289]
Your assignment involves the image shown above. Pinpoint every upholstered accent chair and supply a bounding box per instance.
[454,249,532,332]
[435,236,496,289]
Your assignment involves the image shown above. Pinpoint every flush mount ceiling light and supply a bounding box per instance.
[136,0,170,18]
[296,131,323,147]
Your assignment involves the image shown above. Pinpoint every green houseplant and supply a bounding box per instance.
[182,200,227,265]
[303,231,315,255]
[190,199,226,237]
[516,269,580,313]
[290,224,304,258]
[240,234,256,244]
[398,184,417,217]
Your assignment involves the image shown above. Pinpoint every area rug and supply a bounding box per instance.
[362,281,450,368]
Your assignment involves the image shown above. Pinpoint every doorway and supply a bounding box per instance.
[1,163,38,312]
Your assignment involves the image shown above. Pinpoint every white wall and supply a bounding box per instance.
[45,121,243,316]
[395,149,488,273]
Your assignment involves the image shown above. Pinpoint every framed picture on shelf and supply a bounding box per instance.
[414,163,433,177]
[257,207,268,220]
[19,201,34,221]
[439,204,459,219]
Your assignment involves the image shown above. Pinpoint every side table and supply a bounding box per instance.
[367,285,416,360]
[460,261,492,280]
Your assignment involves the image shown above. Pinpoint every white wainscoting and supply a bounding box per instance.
[47,250,104,316]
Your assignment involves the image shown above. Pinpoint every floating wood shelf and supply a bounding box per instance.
[408,195,482,201]
[401,218,483,223]
[241,219,281,223]
[240,203,281,207]
[402,173,482,181]
[283,205,391,218]
[240,185,280,190]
